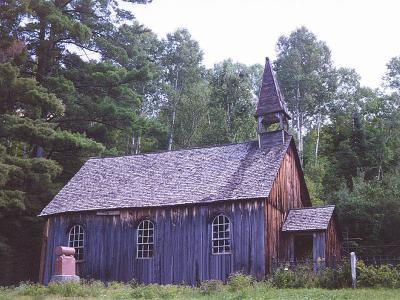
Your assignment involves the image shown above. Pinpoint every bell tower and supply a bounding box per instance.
[255,57,291,148]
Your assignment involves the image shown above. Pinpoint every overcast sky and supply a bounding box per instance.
[124,0,400,88]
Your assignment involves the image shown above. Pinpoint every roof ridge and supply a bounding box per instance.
[88,140,257,160]
[289,205,335,211]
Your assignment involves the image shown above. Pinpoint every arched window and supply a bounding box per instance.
[68,225,84,261]
[137,220,154,259]
[212,214,231,254]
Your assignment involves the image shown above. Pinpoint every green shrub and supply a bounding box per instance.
[357,261,400,288]
[130,284,155,298]
[15,282,47,296]
[269,267,294,288]
[292,265,315,288]
[269,265,315,288]
[269,261,354,289]
[227,273,254,292]
[128,278,139,288]
[335,260,352,288]
[0,286,14,300]
[269,261,399,289]
[156,284,183,299]
[315,262,352,289]
[47,280,105,297]
[316,268,338,289]
[0,295,13,300]
[47,282,85,297]
[107,281,125,289]
[130,284,186,299]
[199,279,224,294]
[0,286,8,294]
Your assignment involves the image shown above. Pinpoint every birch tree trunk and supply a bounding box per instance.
[299,112,303,166]
[296,84,304,166]
[167,69,179,151]
[315,112,322,161]
[168,106,176,151]
[296,106,301,155]
[131,130,135,155]
[136,131,141,155]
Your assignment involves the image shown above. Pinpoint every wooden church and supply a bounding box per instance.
[39,58,342,285]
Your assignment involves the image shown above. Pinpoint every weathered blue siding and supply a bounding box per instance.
[43,199,265,285]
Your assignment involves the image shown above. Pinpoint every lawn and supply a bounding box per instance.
[0,281,399,300]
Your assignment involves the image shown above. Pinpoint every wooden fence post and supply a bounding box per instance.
[350,252,357,288]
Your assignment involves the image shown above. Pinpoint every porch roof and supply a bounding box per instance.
[282,205,335,232]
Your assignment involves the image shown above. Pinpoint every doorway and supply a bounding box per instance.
[294,233,313,262]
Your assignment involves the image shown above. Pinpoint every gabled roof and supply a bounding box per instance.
[255,57,291,119]
[39,138,294,216]
[282,205,335,232]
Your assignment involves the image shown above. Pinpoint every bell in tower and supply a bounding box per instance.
[255,57,291,148]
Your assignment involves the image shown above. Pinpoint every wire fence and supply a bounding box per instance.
[272,254,400,270]
[342,243,400,266]
[270,243,400,273]
[357,256,400,267]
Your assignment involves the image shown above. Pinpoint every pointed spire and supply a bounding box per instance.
[255,57,291,119]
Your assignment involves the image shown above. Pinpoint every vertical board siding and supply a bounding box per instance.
[325,218,342,266]
[313,232,326,272]
[264,142,309,272]
[43,200,265,285]
[312,232,326,259]
[39,219,49,283]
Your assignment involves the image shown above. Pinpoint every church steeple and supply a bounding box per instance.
[256,57,291,148]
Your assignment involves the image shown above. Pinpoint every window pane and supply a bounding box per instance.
[137,220,154,259]
[68,225,84,261]
[211,214,231,254]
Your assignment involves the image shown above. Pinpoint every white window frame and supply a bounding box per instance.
[212,214,231,255]
[136,219,154,259]
[68,224,85,262]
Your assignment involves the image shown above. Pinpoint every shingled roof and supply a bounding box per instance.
[282,205,335,232]
[39,138,293,216]
[255,57,291,119]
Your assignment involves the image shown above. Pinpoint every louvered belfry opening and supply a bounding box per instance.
[255,57,291,148]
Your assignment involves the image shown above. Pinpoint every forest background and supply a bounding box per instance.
[1,0,400,285]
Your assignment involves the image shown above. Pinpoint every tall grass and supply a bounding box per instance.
[2,282,399,300]
[0,266,399,300]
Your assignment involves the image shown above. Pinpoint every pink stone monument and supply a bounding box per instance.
[50,246,80,282]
